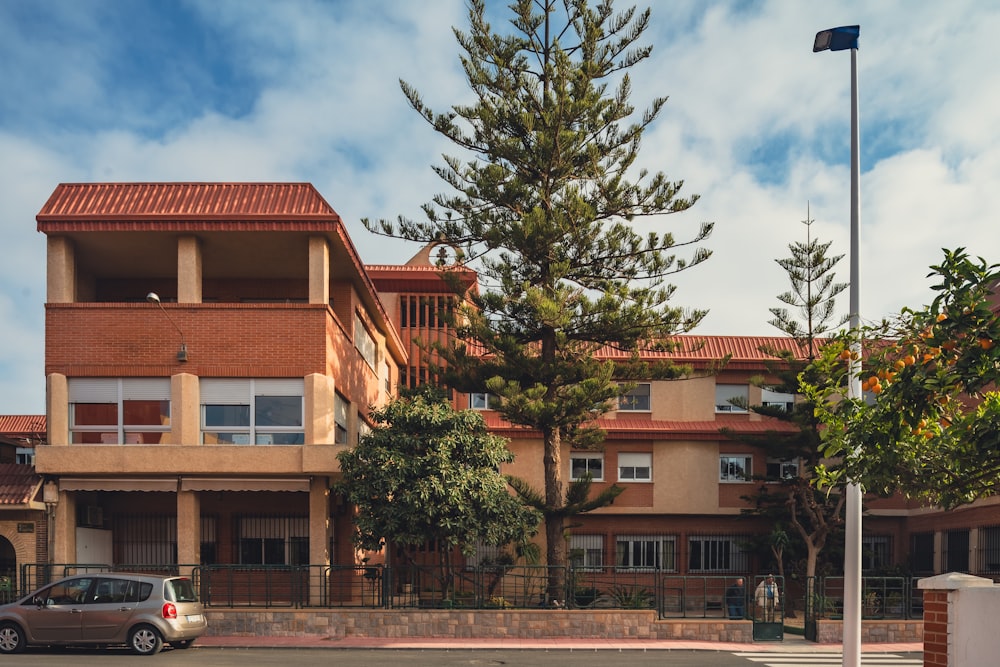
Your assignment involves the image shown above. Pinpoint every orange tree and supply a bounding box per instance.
[805,248,1000,508]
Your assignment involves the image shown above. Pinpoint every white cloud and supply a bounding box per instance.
[0,0,998,412]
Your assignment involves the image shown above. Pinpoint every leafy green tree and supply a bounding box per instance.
[806,248,1000,509]
[730,212,848,578]
[335,387,539,594]
[364,0,711,589]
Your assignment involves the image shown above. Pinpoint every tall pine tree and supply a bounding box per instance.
[364,0,711,594]
[729,206,848,579]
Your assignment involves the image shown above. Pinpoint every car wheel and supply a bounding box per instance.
[128,624,163,656]
[169,638,196,649]
[0,623,26,654]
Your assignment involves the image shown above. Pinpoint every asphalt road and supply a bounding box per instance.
[0,647,924,667]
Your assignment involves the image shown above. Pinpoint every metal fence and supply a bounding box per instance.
[13,564,930,624]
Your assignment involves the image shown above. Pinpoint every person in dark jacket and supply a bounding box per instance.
[725,578,745,619]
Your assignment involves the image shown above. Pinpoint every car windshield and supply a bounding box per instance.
[166,578,198,603]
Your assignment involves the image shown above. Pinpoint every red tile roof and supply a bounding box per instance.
[36,182,340,230]
[0,415,46,440]
[0,464,41,505]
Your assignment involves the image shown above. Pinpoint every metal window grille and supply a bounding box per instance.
[979,526,1000,574]
[688,535,750,573]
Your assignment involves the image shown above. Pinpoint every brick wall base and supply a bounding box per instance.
[814,619,924,644]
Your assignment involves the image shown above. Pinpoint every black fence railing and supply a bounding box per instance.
[12,564,931,622]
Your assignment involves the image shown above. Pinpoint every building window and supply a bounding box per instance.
[69,378,171,445]
[944,529,970,572]
[618,453,651,482]
[201,379,304,445]
[570,534,605,569]
[469,393,498,410]
[357,412,371,444]
[618,383,651,412]
[238,516,308,565]
[765,457,799,480]
[15,448,34,465]
[979,527,1000,574]
[761,388,795,411]
[862,535,891,572]
[910,532,935,574]
[616,535,675,571]
[715,384,749,413]
[112,514,176,564]
[688,536,748,573]
[720,455,752,482]
[570,455,604,481]
[334,392,349,444]
[354,313,378,370]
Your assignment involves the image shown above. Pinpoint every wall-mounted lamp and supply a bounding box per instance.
[146,292,188,362]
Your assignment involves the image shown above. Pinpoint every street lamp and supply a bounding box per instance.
[814,24,861,667]
[146,292,189,362]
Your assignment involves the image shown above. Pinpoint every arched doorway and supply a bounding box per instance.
[0,535,15,602]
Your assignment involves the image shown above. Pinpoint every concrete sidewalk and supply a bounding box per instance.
[197,633,922,653]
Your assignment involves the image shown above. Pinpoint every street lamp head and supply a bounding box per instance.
[146,292,161,304]
[814,25,860,52]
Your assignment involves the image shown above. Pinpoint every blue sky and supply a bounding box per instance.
[1,0,999,414]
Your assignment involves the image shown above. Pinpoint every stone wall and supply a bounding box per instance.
[207,608,929,644]
[814,619,924,644]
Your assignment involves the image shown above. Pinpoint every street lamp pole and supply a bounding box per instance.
[813,24,861,667]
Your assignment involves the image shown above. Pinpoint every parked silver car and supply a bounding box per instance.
[0,573,207,655]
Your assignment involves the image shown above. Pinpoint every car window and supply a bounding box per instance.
[93,577,130,603]
[122,580,154,603]
[39,577,94,605]
[165,578,198,603]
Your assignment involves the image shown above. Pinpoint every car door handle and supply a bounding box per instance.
[70,608,83,614]
[118,607,131,612]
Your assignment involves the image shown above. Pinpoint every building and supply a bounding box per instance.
[30,181,997,596]
[0,416,46,590]
[35,182,404,596]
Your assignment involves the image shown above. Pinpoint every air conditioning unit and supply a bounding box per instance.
[84,506,103,528]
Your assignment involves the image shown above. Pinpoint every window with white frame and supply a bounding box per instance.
[862,535,891,572]
[15,448,34,465]
[766,457,799,480]
[354,313,378,370]
[715,384,749,412]
[618,452,651,482]
[618,383,651,411]
[570,454,604,481]
[201,379,304,445]
[69,378,171,445]
[469,392,498,410]
[334,392,349,444]
[688,536,747,572]
[238,516,309,565]
[569,534,605,569]
[720,455,752,482]
[357,412,371,443]
[761,388,795,412]
[616,535,675,571]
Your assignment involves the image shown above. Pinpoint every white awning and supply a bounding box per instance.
[179,478,310,492]
[59,478,178,492]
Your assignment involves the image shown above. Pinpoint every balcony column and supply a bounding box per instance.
[308,236,330,306]
[46,373,69,446]
[176,487,201,577]
[308,477,331,605]
[177,236,202,304]
[51,488,77,564]
[171,373,200,446]
[46,236,76,304]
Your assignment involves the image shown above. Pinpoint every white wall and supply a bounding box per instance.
[952,584,1000,667]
